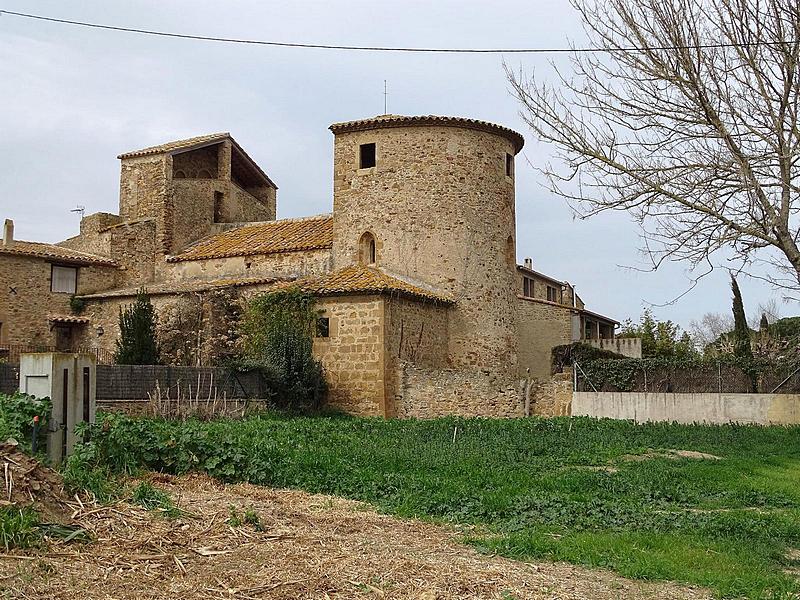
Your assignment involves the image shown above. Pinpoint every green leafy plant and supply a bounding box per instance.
[0,393,51,455]
[115,288,160,365]
[0,506,41,551]
[69,295,86,315]
[131,481,181,518]
[238,287,327,411]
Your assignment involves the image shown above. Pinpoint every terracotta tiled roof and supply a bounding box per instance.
[79,276,290,300]
[329,114,525,153]
[0,241,117,267]
[48,315,90,325]
[275,265,453,304]
[117,133,229,159]
[167,215,333,263]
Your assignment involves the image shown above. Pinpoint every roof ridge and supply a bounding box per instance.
[329,114,524,153]
[117,132,231,159]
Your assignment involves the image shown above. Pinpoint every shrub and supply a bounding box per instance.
[239,287,327,411]
[115,289,160,365]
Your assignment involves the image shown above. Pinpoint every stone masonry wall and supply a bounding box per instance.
[394,363,523,418]
[529,371,573,417]
[331,124,519,377]
[383,297,450,417]
[119,155,168,221]
[312,296,385,416]
[159,248,332,282]
[0,254,117,346]
[517,296,574,379]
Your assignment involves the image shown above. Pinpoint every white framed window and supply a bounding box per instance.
[51,265,78,294]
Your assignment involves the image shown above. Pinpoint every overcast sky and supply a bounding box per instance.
[0,1,793,329]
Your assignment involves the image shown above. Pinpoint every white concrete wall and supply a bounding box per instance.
[572,391,800,425]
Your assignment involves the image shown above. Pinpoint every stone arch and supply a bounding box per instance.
[174,170,186,179]
[197,169,213,179]
[358,231,377,265]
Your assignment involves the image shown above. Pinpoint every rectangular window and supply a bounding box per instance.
[522,277,534,298]
[51,265,77,294]
[505,153,514,177]
[546,285,558,303]
[359,143,376,168]
[316,317,330,338]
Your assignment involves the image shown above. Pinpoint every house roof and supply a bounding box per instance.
[117,133,230,159]
[329,114,525,153]
[275,264,453,304]
[48,315,90,325]
[167,215,333,263]
[117,132,277,189]
[79,275,289,300]
[517,264,567,287]
[0,241,117,267]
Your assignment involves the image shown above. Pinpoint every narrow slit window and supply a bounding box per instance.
[316,317,330,338]
[505,153,514,177]
[213,191,224,222]
[359,143,376,168]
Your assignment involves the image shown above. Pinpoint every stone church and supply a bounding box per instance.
[0,114,625,417]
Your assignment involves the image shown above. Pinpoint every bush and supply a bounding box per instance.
[0,393,51,454]
[115,289,160,365]
[239,287,327,411]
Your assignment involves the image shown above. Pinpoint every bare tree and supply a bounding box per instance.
[689,312,734,348]
[508,0,800,294]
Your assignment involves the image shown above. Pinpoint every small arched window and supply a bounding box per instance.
[359,232,377,265]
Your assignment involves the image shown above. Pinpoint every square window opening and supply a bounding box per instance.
[51,265,78,294]
[546,285,558,303]
[359,143,376,169]
[316,317,330,338]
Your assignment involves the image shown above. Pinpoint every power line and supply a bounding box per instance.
[0,9,793,54]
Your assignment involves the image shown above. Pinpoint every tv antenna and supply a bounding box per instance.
[383,80,387,114]
[70,205,85,219]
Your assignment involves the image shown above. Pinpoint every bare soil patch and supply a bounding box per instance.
[0,443,73,524]
[0,473,710,599]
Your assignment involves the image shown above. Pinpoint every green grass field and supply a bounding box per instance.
[74,413,800,598]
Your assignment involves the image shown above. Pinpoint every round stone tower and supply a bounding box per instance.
[329,114,524,376]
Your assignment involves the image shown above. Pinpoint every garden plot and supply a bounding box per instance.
[0,473,709,600]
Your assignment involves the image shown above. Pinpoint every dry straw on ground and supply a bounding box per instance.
[0,470,711,600]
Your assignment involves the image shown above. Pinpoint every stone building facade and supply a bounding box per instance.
[1,115,621,417]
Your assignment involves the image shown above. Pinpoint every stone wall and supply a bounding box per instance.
[0,254,117,347]
[228,183,274,222]
[516,297,574,379]
[394,363,523,418]
[119,155,167,221]
[529,371,573,417]
[331,123,519,377]
[383,297,450,417]
[160,247,332,282]
[172,145,219,179]
[312,296,385,416]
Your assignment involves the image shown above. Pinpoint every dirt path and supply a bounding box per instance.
[0,474,709,599]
